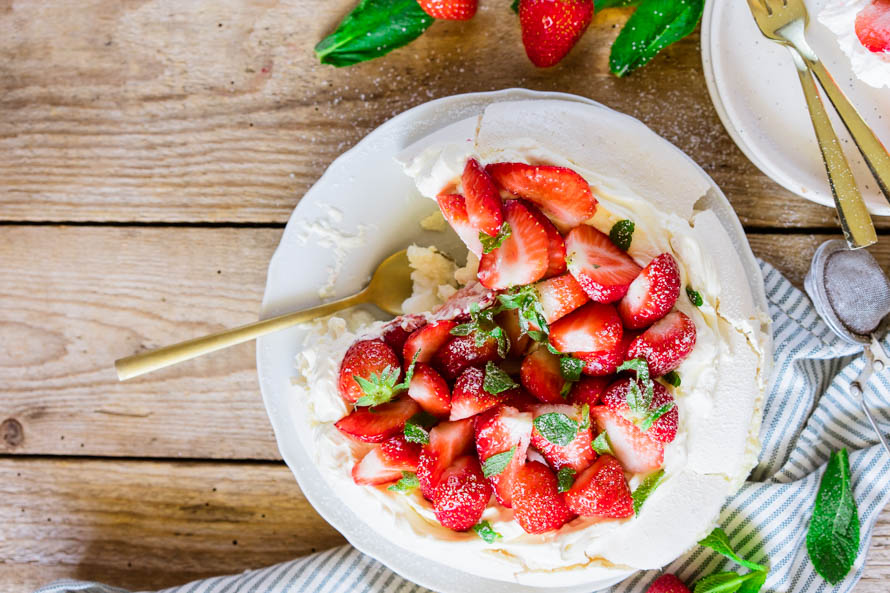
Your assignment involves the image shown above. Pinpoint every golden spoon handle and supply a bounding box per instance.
[115,291,367,381]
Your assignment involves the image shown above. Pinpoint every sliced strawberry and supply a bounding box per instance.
[520,348,567,404]
[591,406,664,474]
[417,418,476,500]
[575,330,635,376]
[335,398,421,444]
[433,455,492,531]
[511,460,576,534]
[618,253,681,330]
[529,403,596,472]
[381,316,427,353]
[497,308,531,358]
[478,199,550,290]
[338,339,401,403]
[568,376,610,407]
[475,404,533,507]
[535,272,590,325]
[549,301,623,354]
[856,0,890,53]
[433,282,496,319]
[503,387,540,412]
[602,377,678,444]
[419,0,478,21]
[403,320,459,367]
[646,574,692,593]
[518,0,594,68]
[565,225,642,303]
[450,366,508,420]
[523,201,567,278]
[462,158,505,237]
[433,334,500,381]
[486,162,597,227]
[564,454,634,518]
[407,363,452,418]
[437,193,483,257]
[351,435,422,486]
[627,311,696,377]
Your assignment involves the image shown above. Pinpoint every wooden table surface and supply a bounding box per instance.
[2,1,889,591]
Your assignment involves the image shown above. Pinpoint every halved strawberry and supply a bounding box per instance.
[497,308,531,358]
[335,398,421,443]
[548,301,623,354]
[518,0,595,68]
[485,162,597,227]
[511,460,576,534]
[524,201,567,278]
[338,339,402,403]
[433,455,492,531]
[381,316,427,353]
[433,334,500,381]
[417,418,475,500]
[529,403,596,472]
[475,404,533,507]
[407,363,452,418]
[618,253,681,330]
[419,0,478,20]
[565,225,642,303]
[568,376,610,407]
[856,0,890,53]
[503,387,540,412]
[575,331,635,376]
[520,348,566,404]
[535,272,589,325]
[437,193,483,257]
[591,406,664,474]
[626,311,696,377]
[563,454,634,518]
[602,377,678,444]
[478,199,550,290]
[403,320,459,367]
[646,574,692,593]
[351,435,422,485]
[450,366,508,420]
[462,158,505,237]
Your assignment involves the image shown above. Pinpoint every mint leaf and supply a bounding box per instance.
[482,447,516,478]
[807,448,860,584]
[534,413,578,446]
[473,520,503,543]
[403,422,430,444]
[315,0,433,67]
[687,285,704,307]
[578,403,590,431]
[699,527,768,573]
[560,355,585,382]
[497,285,550,341]
[609,219,635,251]
[388,471,419,493]
[596,0,641,8]
[663,371,681,387]
[592,431,614,455]
[451,303,509,358]
[557,467,576,493]
[483,362,518,395]
[693,572,752,593]
[737,571,767,593]
[632,469,664,514]
[640,401,675,432]
[609,0,704,77]
[480,222,512,254]
[617,358,654,416]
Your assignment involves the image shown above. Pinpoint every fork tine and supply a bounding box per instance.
[746,0,766,17]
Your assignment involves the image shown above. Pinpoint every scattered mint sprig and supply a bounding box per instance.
[631,469,664,515]
[473,520,503,543]
[480,222,512,254]
[403,411,437,444]
[687,286,704,307]
[388,471,419,493]
[498,285,550,343]
[693,527,769,593]
[807,448,860,584]
[534,412,578,446]
[592,430,614,456]
[617,358,654,415]
[663,371,681,387]
[483,362,518,395]
[609,219,635,251]
[557,467,576,493]
[451,302,510,358]
[482,447,516,478]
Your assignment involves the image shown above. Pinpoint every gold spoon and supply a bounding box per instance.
[115,249,413,381]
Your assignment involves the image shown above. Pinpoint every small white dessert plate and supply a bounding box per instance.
[255,89,768,593]
[702,0,890,216]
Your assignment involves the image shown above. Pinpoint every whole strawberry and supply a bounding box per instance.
[519,0,594,68]
[419,0,477,20]
[646,574,691,593]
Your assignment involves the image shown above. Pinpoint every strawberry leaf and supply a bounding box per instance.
[388,471,420,493]
[473,520,503,543]
[557,467,576,493]
[482,446,516,477]
[480,222,512,254]
[609,219,635,251]
[534,413,578,446]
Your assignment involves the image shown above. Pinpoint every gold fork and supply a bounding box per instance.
[746,0,885,249]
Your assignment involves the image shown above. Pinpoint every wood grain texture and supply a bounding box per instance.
[0,457,345,591]
[0,0,884,228]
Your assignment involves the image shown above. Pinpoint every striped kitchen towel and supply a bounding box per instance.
[35,260,890,593]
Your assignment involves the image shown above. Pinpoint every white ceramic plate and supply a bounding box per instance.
[255,89,769,593]
[702,0,890,216]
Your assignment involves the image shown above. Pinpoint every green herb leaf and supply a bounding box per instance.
[592,431,614,455]
[609,0,704,77]
[482,447,516,478]
[807,448,860,584]
[388,471,419,493]
[353,365,403,407]
[693,572,751,593]
[737,571,767,593]
[578,403,590,431]
[315,0,434,68]
[687,285,704,307]
[617,358,654,416]
[450,323,475,336]
[557,467,576,493]
[631,469,664,514]
[403,422,430,444]
[534,413,578,446]
[497,285,550,341]
[663,371,681,387]
[609,219,635,251]
[473,520,503,543]
[483,362,518,395]
[640,401,675,433]
[698,527,768,573]
[480,222,512,254]
[560,355,585,382]
[596,0,641,9]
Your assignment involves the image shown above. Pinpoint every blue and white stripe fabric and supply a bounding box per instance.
[35,261,890,593]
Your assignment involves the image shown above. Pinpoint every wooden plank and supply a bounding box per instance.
[0,457,345,591]
[0,0,878,229]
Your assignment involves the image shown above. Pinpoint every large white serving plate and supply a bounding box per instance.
[255,89,770,593]
[702,0,890,216]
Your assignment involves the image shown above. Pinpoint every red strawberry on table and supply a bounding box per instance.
[529,403,596,472]
[335,398,421,444]
[517,0,594,68]
[645,574,692,593]
[352,435,422,485]
[338,339,401,403]
[591,406,664,474]
[433,455,492,531]
[450,366,509,420]
[511,460,576,534]
[417,418,476,500]
[856,0,890,53]
[407,363,452,418]
[418,0,478,20]
[568,375,610,407]
[618,253,681,330]
[563,454,634,518]
[462,158,505,237]
[433,334,500,381]
[549,301,623,354]
[627,311,696,377]
[474,404,533,507]
[535,272,589,325]
[437,193,484,257]
[403,320,458,367]
[602,377,678,444]
[524,201,568,278]
[486,162,597,227]
[565,225,642,303]
[520,348,567,404]
[478,199,551,290]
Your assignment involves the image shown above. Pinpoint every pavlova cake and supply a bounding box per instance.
[291,100,771,587]
[820,0,890,88]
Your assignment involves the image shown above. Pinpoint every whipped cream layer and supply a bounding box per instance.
[291,100,771,587]
[820,0,890,89]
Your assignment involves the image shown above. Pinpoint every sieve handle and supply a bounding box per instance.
[851,345,890,457]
